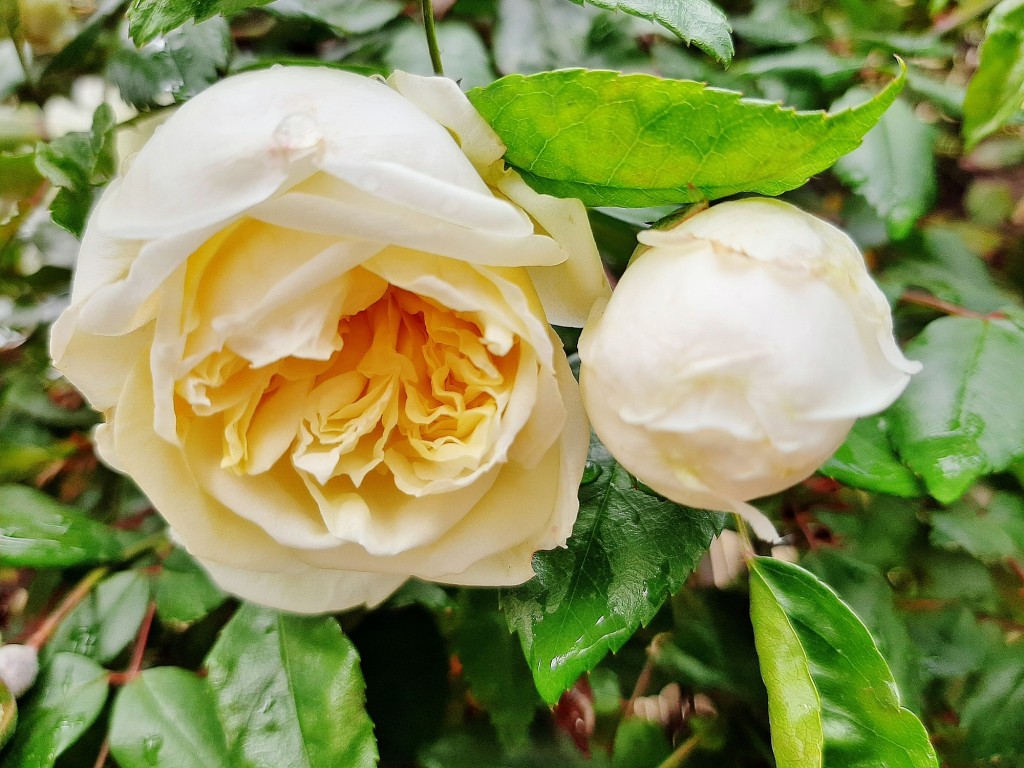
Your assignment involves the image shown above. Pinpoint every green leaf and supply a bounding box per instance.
[819,415,923,497]
[959,642,1024,762]
[737,46,861,87]
[881,225,1011,314]
[108,668,231,768]
[502,436,724,704]
[929,491,1024,562]
[802,549,923,714]
[44,571,151,664]
[493,0,599,75]
[962,0,1024,148]
[452,590,539,751]
[204,603,377,768]
[0,653,109,768]
[106,18,231,109]
[749,557,938,768]
[34,104,117,238]
[0,679,15,752]
[468,65,906,207]
[904,608,996,681]
[127,0,271,45]
[832,92,936,239]
[572,0,732,64]
[730,0,817,48]
[267,0,404,34]
[0,152,43,200]
[154,548,226,630]
[889,317,1024,503]
[0,484,143,567]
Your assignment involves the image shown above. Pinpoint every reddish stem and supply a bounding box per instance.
[900,289,1005,320]
[22,567,109,650]
[107,600,157,686]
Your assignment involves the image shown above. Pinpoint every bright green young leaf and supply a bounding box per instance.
[832,93,936,239]
[819,415,923,497]
[749,557,938,768]
[0,653,109,768]
[205,603,377,768]
[959,642,1024,762]
[154,548,226,630]
[452,590,539,751]
[573,0,733,64]
[44,570,151,664]
[889,317,1024,503]
[929,491,1024,562]
[469,65,906,207]
[268,0,404,34]
[109,668,231,768]
[127,0,271,45]
[502,436,724,704]
[962,0,1024,148]
[0,483,144,567]
[0,152,42,199]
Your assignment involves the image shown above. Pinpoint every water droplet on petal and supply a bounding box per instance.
[272,113,321,152]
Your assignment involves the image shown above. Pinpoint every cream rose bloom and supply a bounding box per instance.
[579,198,920,540]
[50,67,609,613]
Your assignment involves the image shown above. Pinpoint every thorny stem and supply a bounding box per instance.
[900,289,1005,320]
[419,0,444,76]
[656,734,702,768]
[23,566,109,650]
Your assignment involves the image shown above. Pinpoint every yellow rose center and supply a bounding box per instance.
[176,281,520,495]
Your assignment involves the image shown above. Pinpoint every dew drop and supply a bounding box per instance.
[581,461,601,484]
[272,113,322,152]
[142,734,164,765]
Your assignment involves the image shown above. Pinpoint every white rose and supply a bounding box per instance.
[578,198,920,540]
[50,67,609,613]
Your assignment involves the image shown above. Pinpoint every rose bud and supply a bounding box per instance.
[578,198,920,539]
[0,644,39,698]
[51,68,609,613]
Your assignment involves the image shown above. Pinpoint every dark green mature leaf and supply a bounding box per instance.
[819,415,923,497]
[204,603,377,768]
[452,590,539,751]
[959,642,1024,762]
[574,0,733,64]
[0,653,109,768]
[44,571,151,664]
[904,608,996,681]
[469,65,905,207]
[0,484,143,567]
[962,0,1024,148]
[929,491,1024,562]
[749,557,938,768]
[502,436,724,704]
[803,549,923,713]
[889,317,1024,503]
[154,548,226,630]
[108,668,231,768]
[832,93,936,239]
[881,226,1010,314]
[127,0,271,45]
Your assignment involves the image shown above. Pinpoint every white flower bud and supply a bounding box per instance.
[0,644,39,698]
[579,198,921,539]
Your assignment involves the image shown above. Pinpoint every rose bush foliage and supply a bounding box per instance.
[579,199,921,539]
[50,67,609,613]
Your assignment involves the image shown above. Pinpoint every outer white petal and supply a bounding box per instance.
[197,559,405,615]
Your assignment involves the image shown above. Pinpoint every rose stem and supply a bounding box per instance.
[23,566,110,650]
[656,734,702,768]
[419,0,445,76]
[107,599,157,686]
[899,289,1005,320]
